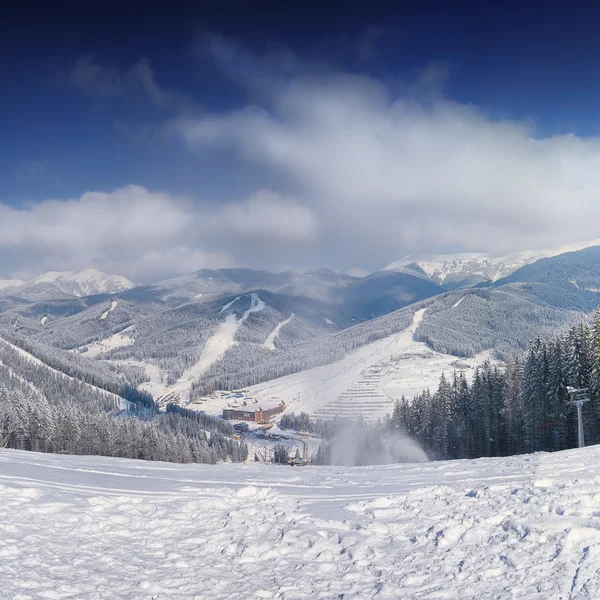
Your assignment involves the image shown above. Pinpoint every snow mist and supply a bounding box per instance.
[319,423,429,466]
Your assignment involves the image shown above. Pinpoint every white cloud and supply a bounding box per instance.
[0,185,315,281]
[176,61,600,264]
[220,189,317,243]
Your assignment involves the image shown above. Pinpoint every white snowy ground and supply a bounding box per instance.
[1,447,600,599]
[244,309,494,419]
[74,327,134,359]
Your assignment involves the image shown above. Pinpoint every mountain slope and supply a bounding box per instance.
[495,245,600,291]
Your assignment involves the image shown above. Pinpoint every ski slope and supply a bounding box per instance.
[1,446,600,599]
[74,327,135,358]
[100,299,118,320]
[264,313,295,350]
[246,309,493,421]
[157,293,265,404]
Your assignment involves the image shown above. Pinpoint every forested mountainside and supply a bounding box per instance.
[1,247,600,411]
[189,299,424,396]
[0,335,248,463]
[495,245,600,290]
[0,331,152,407]
[415,283,599,358]
[190,276,600,397]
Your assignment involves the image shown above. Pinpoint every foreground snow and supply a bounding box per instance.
[1,447,600,599]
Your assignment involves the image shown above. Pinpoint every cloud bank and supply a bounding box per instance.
[0,186,315,282]
[6,44,600,280]
[175,41,600,266]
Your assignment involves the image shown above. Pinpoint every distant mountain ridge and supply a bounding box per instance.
[0,269,135,300]
[384,239,600,289]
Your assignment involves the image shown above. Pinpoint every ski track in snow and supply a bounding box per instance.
[0,336,129,411]
[219,296,241,313]
[452,296,466,309]
[159,294,265,403]
[1,447,600,599]
[100,300,118,320]
[264,313,295,350]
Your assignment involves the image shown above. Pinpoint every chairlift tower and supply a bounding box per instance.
[567,387,590,448]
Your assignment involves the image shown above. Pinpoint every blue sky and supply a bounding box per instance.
[3,0,600,282]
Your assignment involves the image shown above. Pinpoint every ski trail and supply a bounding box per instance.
[264,313,295,350]
[100,300,118,320]
[220,296,241,313]
[160,294,265,404]
[247,308,493,420]
[452,296,466,309]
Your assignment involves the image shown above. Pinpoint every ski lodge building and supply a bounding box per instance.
[223,400,286,423]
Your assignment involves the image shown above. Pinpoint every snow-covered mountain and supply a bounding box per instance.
[0,279,24,291]
[385,238,600,289]
[0,269,135,299]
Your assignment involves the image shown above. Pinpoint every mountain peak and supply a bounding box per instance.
[383,239,600,289]
[1,269,135,299]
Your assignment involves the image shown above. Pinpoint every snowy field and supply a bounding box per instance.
[1,447,600,599]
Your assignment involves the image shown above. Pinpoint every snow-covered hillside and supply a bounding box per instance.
[385,238,600,288]
[241,308,492,421]
[1,446,600,599]
[0,269,135,299]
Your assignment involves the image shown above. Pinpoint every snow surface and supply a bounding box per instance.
[220,296,241,313]
[158,294,266,404]
[264,313,295,350]
[451,296,466,309]
[1,446,600,598]
[108,359,166,399]
[99,300,118,320]
[75,327,134,358]
[245,309,493,421]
